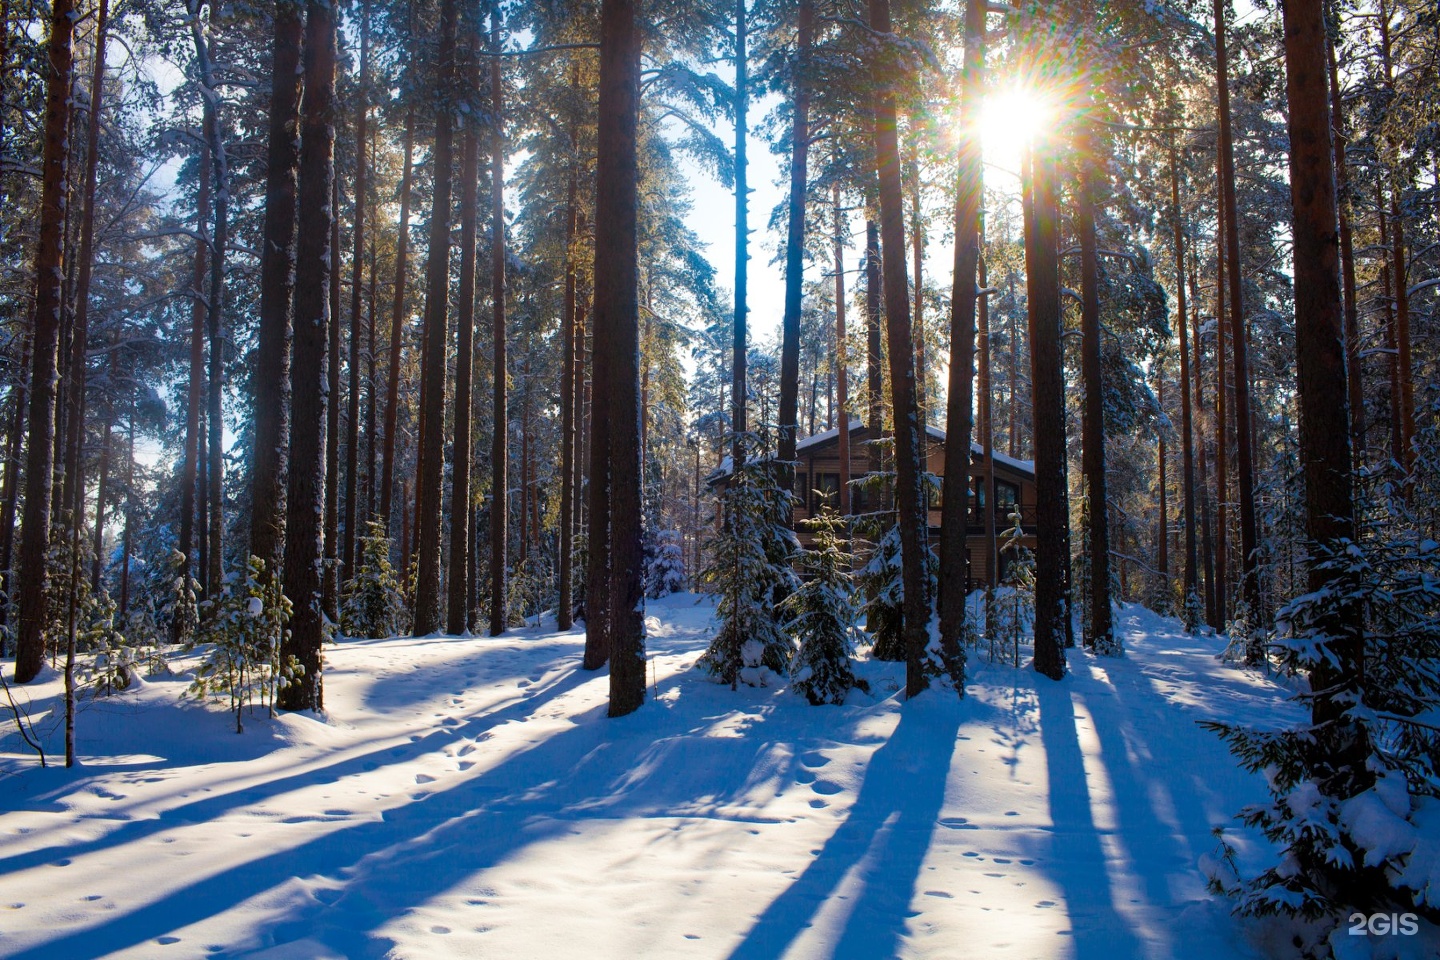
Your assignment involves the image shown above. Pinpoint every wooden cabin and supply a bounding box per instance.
[711,420,1038,590]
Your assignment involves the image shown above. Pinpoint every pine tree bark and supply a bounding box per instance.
[1077,114,1114,653]
[342,0,370,587]
[487,2,509,637]
[833,185,851,515]
[591,0,645,716]
[179,150,210,611]
[412,0,459,637]
[865,219,882,435]
[978,249,998,591]
[379,107,415,532]
[869,0,931,698]
[557,165,579,630]
[776,0,811,484]
[731,0,748,465]
[1214,0,1260,627]
[1022,140,1067,681]
[1325,28,1365,466]
[1213,198,1229,627]
[248,0,301,586]
[1281,0,1365,783]
[1170,142,1199,618]
[447,48,480,637]
[939,0,984,664]
[1378,2,1414,475]
[323,176,342,621]
[14,0,76,682]
[279,0,337,712]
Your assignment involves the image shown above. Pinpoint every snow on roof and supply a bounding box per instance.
[708,419,1035,482]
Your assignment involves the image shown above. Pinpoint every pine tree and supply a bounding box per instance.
[342,520,408,639]
[787,507,867,705]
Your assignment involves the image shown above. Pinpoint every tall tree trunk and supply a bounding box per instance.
[120,415,133,615]
[1282,0,1365,792]
[1157,367,1168,594]
[1193,259,1218,625]
[591,0,645,717]
[1215,0,1260,627]
[776,0,811,485]
[731,0,748,465]
[1077,114,1114,653]
[1377,192,1400,468]
[15,0,77,682]
[179,149,210,613]
[412,0,459,636]
[91,405,111,590]
[978,249,997,591]
[557,164,579,630]
[1325,26,1364,466]
[832,184,851,515]
[191,3,229,598]
[59,0,108,548]
[1022,140,1067,681]
[447,49,480,637]
[487,2,509,636]
[366,225,378,519]
[909,144,926,427]
[279,0,337,712]
[379,107,415,532]
[865,219,882,435]
[1378,2,1414,475]
[1171,142,1199,620]
[249,0,302,587]
[343,0,370,587]
[939,0,984,668]
[869,0,931,698]
[323,176,342,620]
[0,332,30,646]
[1213,199,1229,627]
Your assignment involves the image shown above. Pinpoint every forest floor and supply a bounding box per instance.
[1,593,1410,959]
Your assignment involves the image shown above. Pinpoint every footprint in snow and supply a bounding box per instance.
[810,780,843,796]
[415,773,437,784]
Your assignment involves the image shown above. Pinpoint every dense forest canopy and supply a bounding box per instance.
[1,0,1438,937]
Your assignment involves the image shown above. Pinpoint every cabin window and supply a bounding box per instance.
[995,479,1020,520]
[794,472,809,512]
[970,476,986,520]
[814,472,841,510]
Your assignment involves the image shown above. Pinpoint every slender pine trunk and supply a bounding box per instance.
[487,2,509,636]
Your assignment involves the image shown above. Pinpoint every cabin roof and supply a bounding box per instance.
[708,419,1036,484]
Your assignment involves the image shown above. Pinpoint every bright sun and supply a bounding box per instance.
[976,86,1052,178]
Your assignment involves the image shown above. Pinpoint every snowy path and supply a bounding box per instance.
[2,597,1298,959]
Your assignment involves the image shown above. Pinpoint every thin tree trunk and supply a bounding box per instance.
[379,107,415,532]
[1378,2,1414,475]
[1325,25,1364,466]
[413,0,459,636]
[15,0,78,682]
[1214,200,1229,627]
[1282,0,1365,792]
[0,332,30,646]
[179,148,210,612]
[1377,191,1400,468]
[248,0,301,586]
[1077,113,1114,653]
[1022,140,1067,681]
[120,415,133,615]
[939,0,984,667]
[865,219,882,435]
[343,0,370,587]
[979,248,997,592]
[91,406,111,590]
[1171,142,1198,620]
[488,2,509,636]
[590,0,645,716]
[323,175,342,621]
[832,185,851,515]
[1193,259,1217,626]
[869,0,931,698]
[731,0,748,465]
[557,164,579,630]
[1157,366,1169,595]
[776,0,811,484]
[279,0,337,712]
[1215,0,1260,627]
[447,48,480,637]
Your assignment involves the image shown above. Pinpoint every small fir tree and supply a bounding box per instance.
[646,529,686,598]
[786,507,868,705]
[169,550,200,646]
[698,442,798,687]
[341,521,409,639]
[991,508,1035,668]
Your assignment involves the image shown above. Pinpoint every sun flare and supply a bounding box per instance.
[977,85,1053,175]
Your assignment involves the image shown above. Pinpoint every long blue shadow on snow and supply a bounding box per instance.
[1034,668,1147,960]
[0,652,597,880]
[727,698,962,960]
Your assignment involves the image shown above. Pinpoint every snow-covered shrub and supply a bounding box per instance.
[988,509,1034,667]
[1205,529,1440,936]
[786,507,868,705]
[856,522,906,661]
[186,556,297,732]
[646,529,686,598]
[1182,588,1204,635]
[341,520,408,639]
[697,442,798,687]
[169,549,200,646]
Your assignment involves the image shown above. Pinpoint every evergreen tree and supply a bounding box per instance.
[786,506,866,705]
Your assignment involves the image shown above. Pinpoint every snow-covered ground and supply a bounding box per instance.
[0,595,1393,959]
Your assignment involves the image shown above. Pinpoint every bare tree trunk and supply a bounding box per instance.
[179,149,210,613]
[939,0,984,667]
[1213,199,1229,627]
[1378,3,1414,475]
[731,0,748,465]
[447,43,480,637]
[120,416,133,615]
[343,0,370,587]
[1077,114,1114,653]
[557,164,579,630]
[1215,0,1260,627]
[279,0,337,712]
[323,175,342,621]
[1325,26,1364,466]
[1282,0,1365,792]
[0,332,30,646]
[15,0,78,682]
[869,0,931,698]
[979,249,997,591]
[249,0,301,586]
[91,405,111,590]
[909,144,926,427]
[1157,367,1169,594]
[833,185,851,515]
[487,1,509,636]
[865,219,882,435]
[379,107,415,532]
[1170,142,1199,619]
[590,0,646,716]
[1193,259,1218,626]
[776,0,811,484]
[413,0,459,636]
[1022,140,1067,681]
